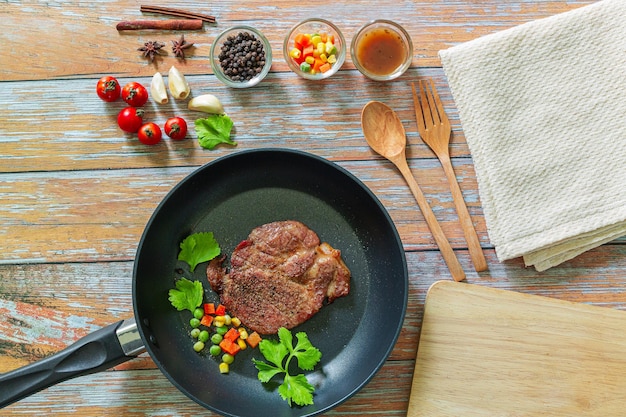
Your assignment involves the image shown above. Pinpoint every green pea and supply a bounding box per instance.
[222,353,235,365]
[193,308,204,320]
[190,328,201,338]
[216,326,228,335]
[190,318,201,328]
[211,333,223,344]
[193,341,205,352]
[199,330,210,343]
[209,344,222,356]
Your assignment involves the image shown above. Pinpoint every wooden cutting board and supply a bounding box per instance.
[408,281,626,416]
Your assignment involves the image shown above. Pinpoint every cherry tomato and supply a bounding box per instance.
[164,117,188,140]
[96,76,121,102]
[117,107,145,133]
[121,82,149,107]
[137,122,162,145]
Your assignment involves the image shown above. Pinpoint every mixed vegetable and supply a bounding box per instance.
[96,68,234,149]
[288,31,338,75]
[191,299,263,374]
[172,232,260,373]
[170,231,324,407]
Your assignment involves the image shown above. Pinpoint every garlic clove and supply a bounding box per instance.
[168,66,190,100]
[187,94,225,114]
[150,72,168,104]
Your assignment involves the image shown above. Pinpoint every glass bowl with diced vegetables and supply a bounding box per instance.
[283,18,346,80]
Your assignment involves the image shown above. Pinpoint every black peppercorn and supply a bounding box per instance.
[218,32,267,82]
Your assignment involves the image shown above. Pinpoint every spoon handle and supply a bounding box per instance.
[394,157,466,281]
[439,153,488,272]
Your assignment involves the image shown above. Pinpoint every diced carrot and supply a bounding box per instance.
[294,33,310,48]
[203,303,215,315]
[246,331,262,349]
[215,304,227,316]
[224,327,240,343]
[219,338,241,356]
[200,315,213,327]
[302,44,314,58]
[320,33,328,43]
[319,62,332,73]
[328,34,335,43]
[312,58,324,72]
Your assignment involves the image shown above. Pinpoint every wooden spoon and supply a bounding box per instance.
[361,101,465,282]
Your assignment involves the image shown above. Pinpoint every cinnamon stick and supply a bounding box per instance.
[116,19,203,31]
[140,5,216,23]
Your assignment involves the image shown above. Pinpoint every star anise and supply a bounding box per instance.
[138,41,166,63]
[171,35,194,60]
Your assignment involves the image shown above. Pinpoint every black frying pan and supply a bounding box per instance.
[0,148,408,417]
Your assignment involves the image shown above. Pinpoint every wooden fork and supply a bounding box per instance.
[412,79,487,272]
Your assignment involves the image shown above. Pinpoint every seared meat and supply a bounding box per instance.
[206,220,350,334]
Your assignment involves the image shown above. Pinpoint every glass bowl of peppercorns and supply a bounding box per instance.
[283,18,346,80]
[210,26,272,88]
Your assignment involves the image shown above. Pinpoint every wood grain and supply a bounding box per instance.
[0,159,489,263]
[409,281,626,416]
[0,69,467,173]
[2,0,622,416]
[0,1,592,81]
[2,244,624,415]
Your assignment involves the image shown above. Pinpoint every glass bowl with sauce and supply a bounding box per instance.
[283,18,346,80]
[350,20,413,81]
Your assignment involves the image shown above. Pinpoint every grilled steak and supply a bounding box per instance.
[206,220,350,334]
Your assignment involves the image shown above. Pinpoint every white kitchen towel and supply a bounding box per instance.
[439,0,626,271]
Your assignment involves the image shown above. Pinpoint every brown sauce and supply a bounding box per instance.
[356,28,407,76]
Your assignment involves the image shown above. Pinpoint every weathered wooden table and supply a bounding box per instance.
[2,1,623,415]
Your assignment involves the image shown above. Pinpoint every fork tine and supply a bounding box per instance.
[427,78,448,126]
[419,80,435,131]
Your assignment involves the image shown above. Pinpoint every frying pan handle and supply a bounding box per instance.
[0,318,145,408]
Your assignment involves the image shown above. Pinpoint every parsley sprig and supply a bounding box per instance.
[178,232,221,272]
[195,114,236,150]
[253,327,322,406]
[167,277,203,313]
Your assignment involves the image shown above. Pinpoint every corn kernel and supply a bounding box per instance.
[305,56,315,65]
[231,317,241,327]
[214,316,226,327]
[289,48,302,59]
[237,338,247,350]
[223,314,232,326]
[317,42,325,54]
[219,362,229,374]
[327,54,337,64]
[320,53,328,63]
[311,35,322,45]
[325,41,337,56]
[238,328,249,340]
